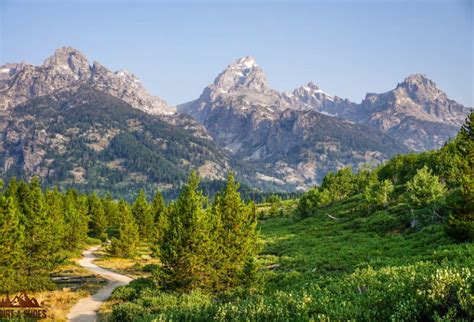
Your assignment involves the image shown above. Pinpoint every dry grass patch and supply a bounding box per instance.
[31,289,88,322]
[94,245,160,279]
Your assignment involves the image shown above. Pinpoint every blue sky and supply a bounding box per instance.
[1,0,472,106]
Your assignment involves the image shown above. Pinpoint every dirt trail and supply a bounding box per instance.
[67,246,132,322]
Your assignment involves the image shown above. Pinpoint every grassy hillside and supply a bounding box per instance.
[106,196,473,321]
[260,196,471,278]
[106,113,473,321]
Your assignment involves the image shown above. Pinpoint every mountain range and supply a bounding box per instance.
[0,47,470,195]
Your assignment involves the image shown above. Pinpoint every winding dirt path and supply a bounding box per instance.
[67,246,133,322]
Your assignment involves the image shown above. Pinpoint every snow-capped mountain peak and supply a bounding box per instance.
[234,56,258,69]
[199,56,270,101]
[298,82,333,98]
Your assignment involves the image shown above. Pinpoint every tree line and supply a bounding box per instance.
[0,172,260,293]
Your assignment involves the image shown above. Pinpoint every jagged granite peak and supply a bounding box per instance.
[42,46,90,75]
[0,46,175,115]
[350,74,471,151]
[282,81,335,112]
[180,56,286,123]
[360,74,468,125]
[200,56,270,101]
[395,73,449,105]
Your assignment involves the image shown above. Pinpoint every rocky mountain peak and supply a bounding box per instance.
[402,73,432,85]
[294,82,332,97]
[0,47,175,115]
[233,56,258,69]
[201,56,269,100]
[42,46,90,76]
[280,81,334,112]
[392,73,449,106]
[304,81,320,91]
[397,73,439,94]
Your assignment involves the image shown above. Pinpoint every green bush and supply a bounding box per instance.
[363,210,405,234]
[142,263,160,273]
[111,302,148,322]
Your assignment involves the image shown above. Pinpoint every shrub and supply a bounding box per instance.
[406,166,447,223]
[111,302,148,322]
[142,263,160,273]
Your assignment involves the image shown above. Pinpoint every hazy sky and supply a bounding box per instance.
[1,0,472,106]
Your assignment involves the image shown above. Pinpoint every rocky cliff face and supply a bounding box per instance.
[0,46,173,115]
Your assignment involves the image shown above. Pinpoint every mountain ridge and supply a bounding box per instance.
[180,57,470,140]
[1,48,470,195]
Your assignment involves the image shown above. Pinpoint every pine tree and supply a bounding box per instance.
[63,189,89,252]
[406,166,446,206]
[0,197,26,292]
[364,174,394,211]
[151,190,168,255]
[212,173,259,289]
[19,177,58,290]
[103,193,119,236]
[132,190,154,241]
[87,193,107,240]
[3,177,18,200]
[406,166,446,223]
[151,190,166,225]
[45,188,66,254]
[158,171,214,291]
[111,200,140,258]
[446,112,474,241]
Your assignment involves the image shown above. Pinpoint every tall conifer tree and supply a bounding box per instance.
[0,197,26,292]
[88,193,107,240]
[111,200,140,258]
[212,173,259,288]
[159,171,214,291]
[132,190,154,240]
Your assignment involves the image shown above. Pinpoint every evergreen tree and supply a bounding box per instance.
[111,200,140,258]
[103,193,120,237]
[151,190,166,224]
[63,189,89,252]
[132,190,154,240]
[19,177,58,290]
[320,167,357,202]
[297,188,317,218]
[151,190,168,255]
[87,193,107,240]
[406,166,446,222]
[212,173,259,289]
[446,112,474,241]
[0,197,26,292]
[364,174,394,211]
[158,172,214,291]
[44,188,66,254]
[406,166,446,206]
[3,177,18,200]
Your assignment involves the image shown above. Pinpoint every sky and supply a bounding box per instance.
[0,0,472,106]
